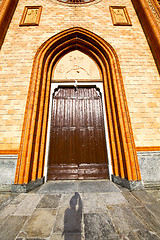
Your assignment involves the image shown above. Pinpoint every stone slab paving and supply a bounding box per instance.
[0,180,160,240]
[0,193,17,211]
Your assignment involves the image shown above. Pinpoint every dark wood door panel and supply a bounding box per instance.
[49,128,76,165]
[48,87,108,180]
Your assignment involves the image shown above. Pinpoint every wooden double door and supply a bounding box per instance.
[47,86,108,180]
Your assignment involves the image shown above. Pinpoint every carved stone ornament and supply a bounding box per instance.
[110,6,132,26]
[53,50,101,81]
[19,6,42,26]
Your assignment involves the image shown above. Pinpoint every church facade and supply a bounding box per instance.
[0,0,160,192]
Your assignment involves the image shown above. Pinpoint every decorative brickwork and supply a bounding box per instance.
[136,146,160,151]
[0,0,160,186]
[147,0,160,24]
[0,150,19,154]
[131,0,160,72]
[14,28,141,185]
[0,0,19,48]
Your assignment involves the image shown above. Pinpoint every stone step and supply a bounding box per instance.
[37,179,120,194]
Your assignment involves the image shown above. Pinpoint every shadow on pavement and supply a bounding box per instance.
[63,192,82,240]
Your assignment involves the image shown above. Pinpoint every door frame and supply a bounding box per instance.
[44,82,113,181]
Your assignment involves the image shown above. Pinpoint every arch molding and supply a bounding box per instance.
[14,27,142,189]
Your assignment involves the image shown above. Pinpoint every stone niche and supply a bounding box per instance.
[53,50,101,81]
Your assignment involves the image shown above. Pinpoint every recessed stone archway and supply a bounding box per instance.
[13,27,142,191]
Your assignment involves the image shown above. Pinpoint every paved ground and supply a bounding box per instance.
[0,180,160,240]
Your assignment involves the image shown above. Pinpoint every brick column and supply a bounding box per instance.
[0,0,19,48]
[131,0,160,73]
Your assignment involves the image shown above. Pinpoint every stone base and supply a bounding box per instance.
[137,151,160,183]
[0,155,17,185]
[11,177,45,193]
[112,175,144,191]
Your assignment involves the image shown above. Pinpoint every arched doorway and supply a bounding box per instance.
[44,50,112,180]
[13,27,142,191]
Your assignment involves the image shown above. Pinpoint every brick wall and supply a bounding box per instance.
[0,0,160,150]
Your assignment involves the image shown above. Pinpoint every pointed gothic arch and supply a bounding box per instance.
[14,27,142,189]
